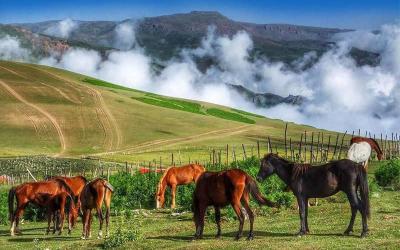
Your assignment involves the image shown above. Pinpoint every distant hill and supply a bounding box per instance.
[10,11,360,63]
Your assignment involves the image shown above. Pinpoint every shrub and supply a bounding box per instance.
[103,226,141,249]
[375,158,400,189]
[0,188,8,225]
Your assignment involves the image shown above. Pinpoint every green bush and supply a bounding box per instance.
[103,226,141,249]
[375,159,400,189]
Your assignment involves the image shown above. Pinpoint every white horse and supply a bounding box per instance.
[347,141,372,169]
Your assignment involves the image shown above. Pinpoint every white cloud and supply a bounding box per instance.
[0,35,30,61]
[114,22,136,50]
[44,18,78,38]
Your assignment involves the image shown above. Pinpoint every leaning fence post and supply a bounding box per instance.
[242,144,247,159]
[338,131,348,159]
[284,123,288,158]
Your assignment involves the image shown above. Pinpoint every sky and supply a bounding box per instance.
[0,0,399,29]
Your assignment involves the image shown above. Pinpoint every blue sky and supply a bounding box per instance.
[0,0,399,29]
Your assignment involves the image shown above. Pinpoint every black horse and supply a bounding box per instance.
[257,153,370,237]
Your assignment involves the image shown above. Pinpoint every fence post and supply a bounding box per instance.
[338,131,347,159]
[284,123,288,158]
[226,144,229,166]
[242,144,247,159]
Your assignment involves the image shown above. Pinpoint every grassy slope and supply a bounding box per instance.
[0,164,399,249]
[0,60,343,162]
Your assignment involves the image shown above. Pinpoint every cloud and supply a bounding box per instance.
[43,18,78,38]
[0,35,30,61]
[114,22,136,50]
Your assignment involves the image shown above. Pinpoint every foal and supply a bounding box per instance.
[258,154,370,237]
[193,169,276,241]
[80,178,113,239]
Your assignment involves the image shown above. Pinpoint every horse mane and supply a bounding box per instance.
[54,179,75,197]
[291,164,311,180]
[156,166,173,195]
[369,138,383,155]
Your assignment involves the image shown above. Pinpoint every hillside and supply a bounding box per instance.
[0,60,338,162]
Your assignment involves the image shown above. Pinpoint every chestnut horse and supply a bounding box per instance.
[156,164,205,209]
[258,154,370,237]
[48,176,87,206]
[193,169,277,241]
[348,137,383,169]
[46,191,79,235]
[8,179,75,236]
[80,178,113,239]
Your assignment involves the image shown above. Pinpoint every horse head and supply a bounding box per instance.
[257,153,279,181]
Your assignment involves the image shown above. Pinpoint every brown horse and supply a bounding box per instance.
[47,176,87,203]
[46,191,79,235]
[80,178,113,239]
[156,164,205,209]
[8,179,75,236]
[258,154,370,237]
[193,169,277,241]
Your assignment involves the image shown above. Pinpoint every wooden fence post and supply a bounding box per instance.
[338,131,347,159]
[284,123,288,158]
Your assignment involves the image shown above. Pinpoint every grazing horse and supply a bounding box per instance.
[348,137,383,169]
[192,169,277,241]
[80,178,113,239]
[46,191,79,235]
[47,176,88,204]
[156,164,205,209]
[257,154,370,237]
[8,179,75,236]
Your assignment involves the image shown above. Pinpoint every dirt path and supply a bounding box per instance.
[94,124,253,156]
[0,79,67,156]
[28,65,122,151]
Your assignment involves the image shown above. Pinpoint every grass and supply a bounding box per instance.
[0,188,398,249]
[206,108,256,124]
[231,108,265,118]
[0,60,339,162]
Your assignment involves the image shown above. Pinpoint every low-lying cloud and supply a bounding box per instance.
[0,35,31,61]
[3,21,400,134]
[43,18,78,38]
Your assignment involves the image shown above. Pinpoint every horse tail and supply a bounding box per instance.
[104,181,114,192]
[8,187,16,222]
[246,175,276,207]
[357,165,370,219]
[55,179,75,198]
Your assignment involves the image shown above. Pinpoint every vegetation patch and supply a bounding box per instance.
[206,108,256,124]
[132,95,205,115]
[82,78,141,92]
[231,108,264,118]
[375,158,400,189]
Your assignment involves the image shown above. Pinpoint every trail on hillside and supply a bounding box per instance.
[94,124,253,156]
[0,78,67,156]
[27,65,122,151]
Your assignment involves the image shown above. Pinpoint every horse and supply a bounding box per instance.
[348,137,383,169]
[8,179,75,236]
[257,153,370,237]
[156,164,205,209]
[80,178,113,239]
[192,169,277,241]
[46,191,79,235]
[47,176,88,204]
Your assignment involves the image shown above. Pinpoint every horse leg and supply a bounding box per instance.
[11,204,25,236]
[58,206,65,235]
[97,207,104,239]
[296,196,307,236]
[305,198,310,233]
[105,190,112,238]
[88,210,93,238]
[81,209,89,239]
[360,197,369,238]
[343,189,359,236]
[214,206,221,238]
[46,210,51,235]
[242,195,255,241]
[171,184,177,209]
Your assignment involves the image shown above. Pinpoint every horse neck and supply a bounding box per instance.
[157,170,169,196]
[369,139,383,157]
[272,158,292,185]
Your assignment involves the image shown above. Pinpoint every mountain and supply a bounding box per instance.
[11,11,361,63]
[227,84,305,108]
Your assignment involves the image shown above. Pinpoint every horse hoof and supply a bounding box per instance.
[360,232,368,238]
[215,234,221,239]
[246,235,254,241]
[344,230,353,236]
[235,235,241,241]
[296,231,306,237]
